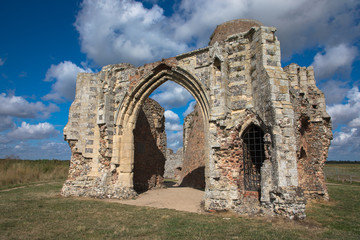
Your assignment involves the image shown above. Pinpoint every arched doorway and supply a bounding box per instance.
[242,125,265,194]
[112,64,210,193]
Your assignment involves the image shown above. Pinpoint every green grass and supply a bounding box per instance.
[324,163,360,184]
[0,181,359,239]
[0,159,69,188]
[0,161,359,239]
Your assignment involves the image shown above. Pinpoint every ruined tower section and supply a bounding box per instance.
[284,64,332,200]
[62,19,332,219]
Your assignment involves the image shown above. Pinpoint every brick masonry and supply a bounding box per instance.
[180,103,206,189]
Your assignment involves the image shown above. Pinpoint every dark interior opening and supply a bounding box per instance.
[242,125,265,192]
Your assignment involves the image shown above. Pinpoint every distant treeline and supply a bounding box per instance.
[326,160,360,164]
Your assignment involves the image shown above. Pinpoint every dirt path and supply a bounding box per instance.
[112,186,205,213]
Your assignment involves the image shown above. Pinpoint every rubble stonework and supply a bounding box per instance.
[180,103,206,189]
[133,98,166,193]
[62,19,332,218]
[164,148,183,180]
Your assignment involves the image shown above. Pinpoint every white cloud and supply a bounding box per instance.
[0,93,59,119]
[43,61,92,102]
[151,81,194,109]
[75,0,188,66]
[312,44,358,79]
[0,135,11,144]
[75,0,359,67]
[349,118,360,128]
[0,116,15,132]
[320,80,350,105]
[40,142,71,159]
[0,57,5,66]
[0,141,71,160]
[7,122,59,140]
[327,87,360,129]
[183,101,196,117]
[164,110,182,131]
[164,110,180,122]
[167,131,183,151]
[332,128,357,146]
[328,127,360,161]
[165,122,183,131]
[327,87,360,160]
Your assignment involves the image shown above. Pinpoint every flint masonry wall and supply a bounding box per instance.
[62,19,332,219]
[180,103,206,189]
[284,64,332,200]
[164,148,183,179]
[133,98,166,193]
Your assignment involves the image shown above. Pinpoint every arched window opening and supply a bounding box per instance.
[214,57,221,71]
[243,125,265,192]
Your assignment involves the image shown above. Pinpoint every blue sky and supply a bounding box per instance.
[0,0,359,160]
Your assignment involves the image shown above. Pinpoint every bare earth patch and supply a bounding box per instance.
[109,186,204,213]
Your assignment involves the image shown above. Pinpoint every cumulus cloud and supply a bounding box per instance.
[75,0,188,66]
[39,142,71,160]
[151,81,194,109]
[0,116,15,132]
[43,61,92,102]
[327,87,360,129]
[167,131,183,151]
[165,122,183,131]
[183,101,196,117]
[75,0,360,66]
[332,128,358,146]
[0,93,59,119]
[0,141,71,160]
[165,110,180,122]
[327,87,360,160]
[164,110,182,131]
[329,127,360,161]
[320,80,350,105]
[7,122,59,140]
[312,44,358,79]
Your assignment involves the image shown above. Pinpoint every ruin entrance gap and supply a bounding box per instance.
[132,80,207,194]
[133,98,166,193]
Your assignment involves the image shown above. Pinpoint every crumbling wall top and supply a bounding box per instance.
[209,19,263,45]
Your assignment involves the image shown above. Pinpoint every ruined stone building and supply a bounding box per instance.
[62,19,332,219]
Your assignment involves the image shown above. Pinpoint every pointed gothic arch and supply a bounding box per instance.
[112,63,210,189]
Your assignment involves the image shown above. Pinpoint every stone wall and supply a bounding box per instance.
[164,148,183,179]
[133,98,166,193]
[284,64,332,200]
[209,19,263,45]
[180,103,206,189]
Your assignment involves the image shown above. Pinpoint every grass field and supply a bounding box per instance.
[0,161,359,239]
[324,162,360,184]
[0,159,69,188]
